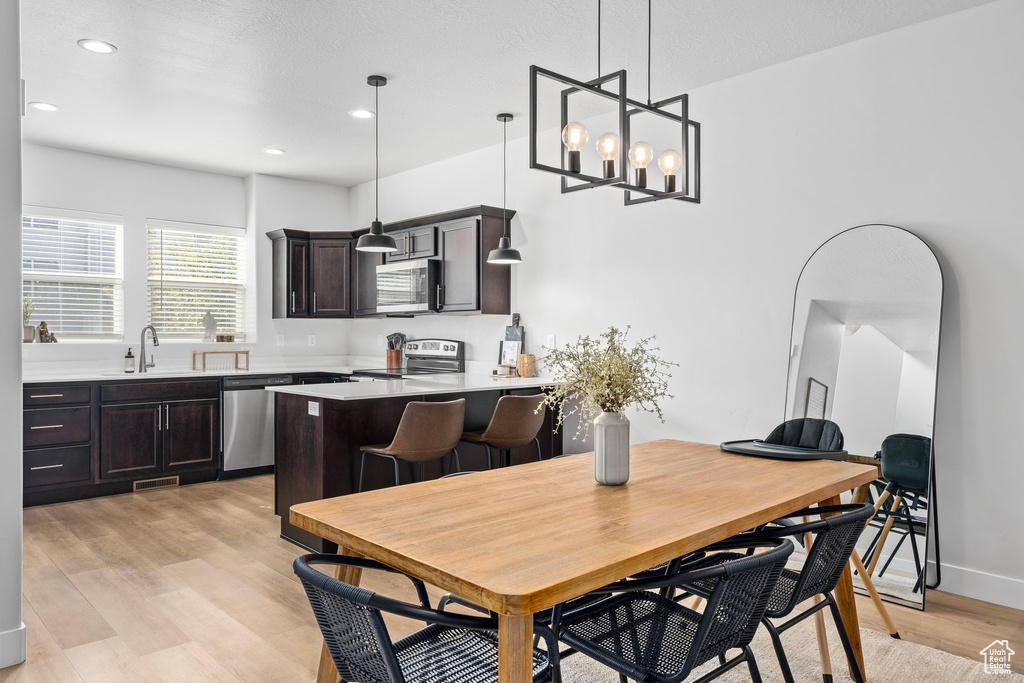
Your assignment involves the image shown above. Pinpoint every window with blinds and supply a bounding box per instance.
[22,212,125,338]
[147,221,246,339]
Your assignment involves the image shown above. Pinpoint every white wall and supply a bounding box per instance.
[831,326,904,456]
[788,301,844,422]
[0,0,25,667]
[894,350,937,436]
[349,0,1024,608]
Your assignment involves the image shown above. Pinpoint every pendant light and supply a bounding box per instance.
[487,113,522,265]
[355,75,398,253]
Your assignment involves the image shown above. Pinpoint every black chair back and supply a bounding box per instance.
[764,418,844,451]
[770,504,873,617]
[294,555,405,683]
[690,541,792,669]
[880,433,931,493]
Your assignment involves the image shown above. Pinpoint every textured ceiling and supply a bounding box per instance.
[21,0,995,186]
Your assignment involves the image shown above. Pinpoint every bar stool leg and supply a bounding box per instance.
[484,444,493,470]
[534,437,543,462]
[451,448,460,474]
[358,452,368,493]
[394,457,401,488]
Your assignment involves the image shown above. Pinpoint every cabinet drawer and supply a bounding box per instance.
[101,380,220,403]
[24,407,92,447]
[24,385,91,406]
[24,446,92,487]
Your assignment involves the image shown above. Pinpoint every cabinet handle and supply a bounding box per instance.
[30,424,63,430]
[30,464,63,471]
[165,405,170,429]
[436,284,444,310]
[313,292,318,313]
[291,291,296,313]
[30,393,64,399]
[158,406,162,431]
[406,233,410,255]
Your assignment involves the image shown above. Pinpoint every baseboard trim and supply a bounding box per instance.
[936,562,1024,611]
[0,622,27,668]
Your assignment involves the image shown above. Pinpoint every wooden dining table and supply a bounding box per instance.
[291,439,878,683]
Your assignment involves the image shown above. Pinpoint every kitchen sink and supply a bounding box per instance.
[97,370,197,378]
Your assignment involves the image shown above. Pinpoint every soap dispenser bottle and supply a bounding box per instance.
[125,348,135,373]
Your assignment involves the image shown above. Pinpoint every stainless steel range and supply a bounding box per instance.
[352,339,465,379]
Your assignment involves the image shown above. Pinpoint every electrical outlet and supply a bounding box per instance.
[308,401,320,417]
[546,334,556,350]
[307,335,316,347]
[276,334,285,347]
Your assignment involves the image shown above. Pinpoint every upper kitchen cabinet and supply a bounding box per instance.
[353,248,383,317]
[376,206,512,315]
[268,230,353,319]
[309,239,352,317]
[385,225,437,263]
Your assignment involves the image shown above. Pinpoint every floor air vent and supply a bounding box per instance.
[133,476,180,492]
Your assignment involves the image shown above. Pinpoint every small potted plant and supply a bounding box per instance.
[539,326,675,485]
[23,299,35,343]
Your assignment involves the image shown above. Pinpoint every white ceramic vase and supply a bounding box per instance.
[594,411,630,485]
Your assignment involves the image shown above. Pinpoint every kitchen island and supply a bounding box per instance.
[268,374,562,551]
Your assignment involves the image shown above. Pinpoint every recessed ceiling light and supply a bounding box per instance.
[29,102,59,112]
[77,39,118,54]
[348,109,374,119]
[263,148,286,155]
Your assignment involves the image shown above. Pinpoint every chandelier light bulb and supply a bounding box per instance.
[561,121,589,173]
[628,141,654,188]
[658,149,682,192]
[596,132,620,179]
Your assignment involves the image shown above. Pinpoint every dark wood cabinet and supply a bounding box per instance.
[100,403,161,478]
[164,399,219,470]
[24,378,221,506]
[268,230,353,319]
[271,233,310,318]
[353,248,382,316]
[438,219,480,312]
[385,226,437,263]
[310,239,351,317]
[268,206,511,319]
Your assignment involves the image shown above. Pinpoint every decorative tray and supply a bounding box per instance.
[720,439,848,461]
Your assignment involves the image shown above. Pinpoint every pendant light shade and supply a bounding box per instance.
[488,113,522,265]
[356,75,397,253]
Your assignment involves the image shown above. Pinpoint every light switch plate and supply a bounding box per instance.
[546,334,556,349]
[307,335,316,347]
[276,334,285,347]
[308,401,320,417]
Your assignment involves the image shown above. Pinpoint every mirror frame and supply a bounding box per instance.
[784,224,944,610]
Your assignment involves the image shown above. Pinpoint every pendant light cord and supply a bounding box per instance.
[597,0,601,78]
[647,0,652,105]
[503,117,508,239]
[374,82,379,222]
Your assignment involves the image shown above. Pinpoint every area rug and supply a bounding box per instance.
[560,619,1024,682]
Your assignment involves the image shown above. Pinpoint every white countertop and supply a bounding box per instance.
[22,361,361,384]
[266,373,555,401]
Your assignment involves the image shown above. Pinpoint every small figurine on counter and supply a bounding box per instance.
[38,321,57,343]
[202,311,217,342]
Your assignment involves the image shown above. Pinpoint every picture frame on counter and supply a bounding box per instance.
[499,340,521,366]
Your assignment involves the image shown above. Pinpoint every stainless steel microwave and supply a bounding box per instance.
[376,259,440,313]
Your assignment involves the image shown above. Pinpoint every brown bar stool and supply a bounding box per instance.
[358,399,465,492]
[459,394,546,469]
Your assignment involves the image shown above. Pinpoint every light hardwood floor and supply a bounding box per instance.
[2,475,1021,681]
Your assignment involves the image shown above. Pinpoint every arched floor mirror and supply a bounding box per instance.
[785,224,942,610]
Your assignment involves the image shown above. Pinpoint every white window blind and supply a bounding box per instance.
[22,211,125,338]
[147,221,246,339]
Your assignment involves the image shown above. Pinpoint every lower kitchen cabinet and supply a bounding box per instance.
[24,378,222,506]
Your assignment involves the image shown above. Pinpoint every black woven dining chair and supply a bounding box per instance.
[679,503,873,683]
[551,538,793,683]
[294,554,559,683]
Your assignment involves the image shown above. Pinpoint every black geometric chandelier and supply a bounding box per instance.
[529,0,701,206]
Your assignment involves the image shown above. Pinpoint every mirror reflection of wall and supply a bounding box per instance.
[785,224,942,609]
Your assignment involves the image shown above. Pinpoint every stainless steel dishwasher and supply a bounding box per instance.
[221,374,294,478]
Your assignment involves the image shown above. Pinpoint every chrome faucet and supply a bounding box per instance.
[139,325,160,374]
